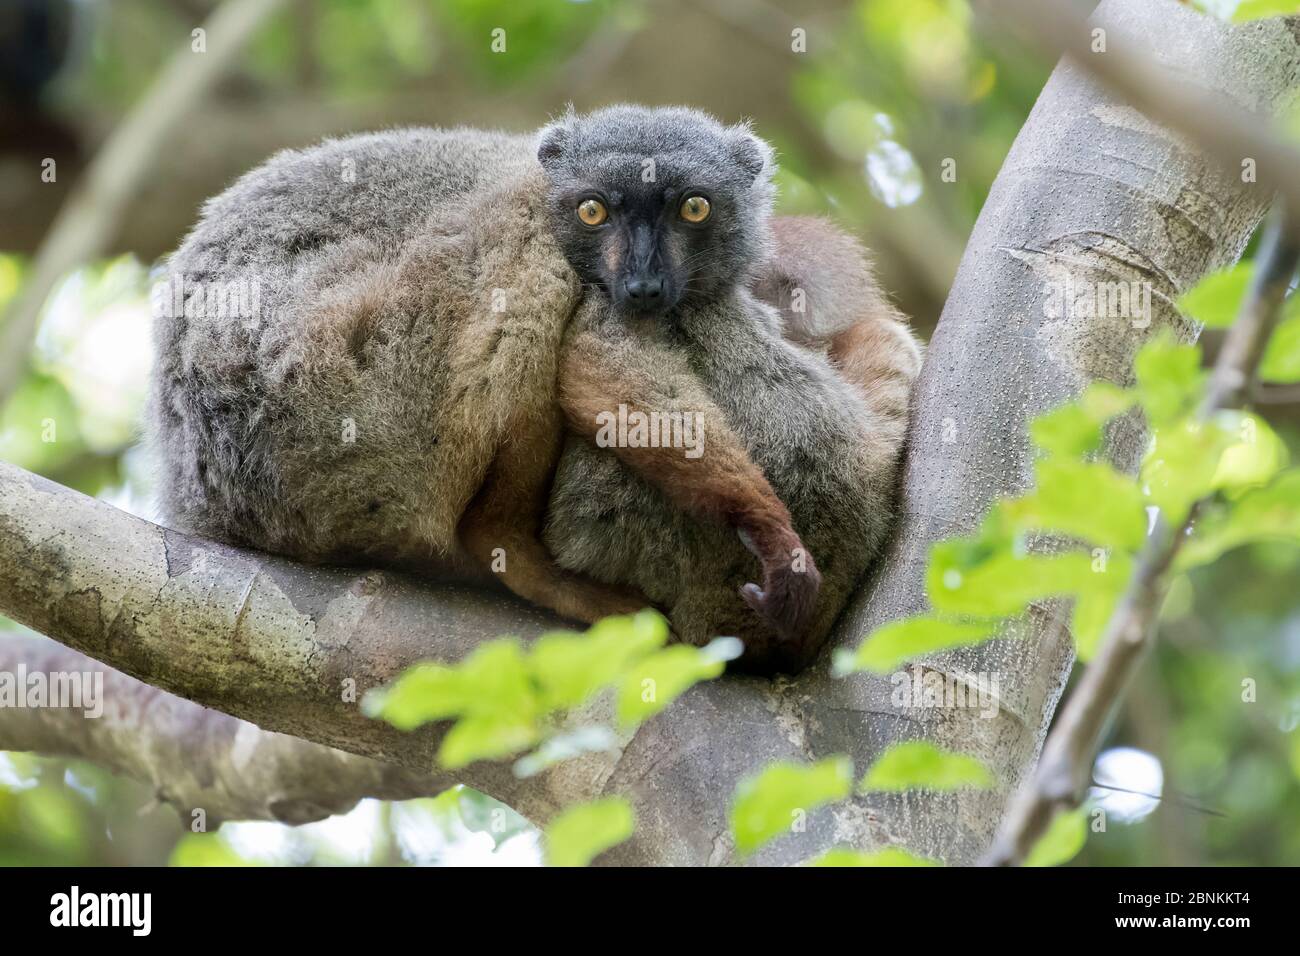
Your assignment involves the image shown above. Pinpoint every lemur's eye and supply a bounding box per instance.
[577,198,608,226]
[679,195,711,223]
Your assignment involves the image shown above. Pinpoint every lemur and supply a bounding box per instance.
[537,106,920,670]
[150,106,920,673]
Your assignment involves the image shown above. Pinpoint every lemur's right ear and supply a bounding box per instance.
[727,121,775,186]
[537,107,577,173]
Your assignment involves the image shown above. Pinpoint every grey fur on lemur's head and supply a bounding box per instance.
[536,104,776,317]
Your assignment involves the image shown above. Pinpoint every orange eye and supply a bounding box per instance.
[577,198,608,226]
[679,195,711,223]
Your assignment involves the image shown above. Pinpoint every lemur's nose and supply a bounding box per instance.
[625,276,664,301]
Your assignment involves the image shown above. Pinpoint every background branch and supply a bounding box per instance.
[0,633,440,825]
[0,0,289,406]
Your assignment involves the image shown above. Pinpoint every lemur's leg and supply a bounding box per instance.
[436,178,653,626]
[827,313,923,426]
[458,404,652,625]
[559,322,822,647]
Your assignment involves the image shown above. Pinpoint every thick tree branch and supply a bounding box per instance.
[982,211,1300,866]
[0,462,616,828]
[0,632,440,825]
[984,0,1300,230]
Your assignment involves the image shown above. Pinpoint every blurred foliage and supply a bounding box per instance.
[364,610,737,773]
[2,0,1300,866]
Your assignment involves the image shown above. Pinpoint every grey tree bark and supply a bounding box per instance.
[1,0,1298,865]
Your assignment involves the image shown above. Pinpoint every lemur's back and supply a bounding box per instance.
[151,128,570,561]
[168,128,536,301]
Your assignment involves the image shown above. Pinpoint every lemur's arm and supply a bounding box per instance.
[559,314,821,643]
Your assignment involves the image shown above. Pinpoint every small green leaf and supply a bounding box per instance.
[1030,382,1134,458]
[730,757,854,855]
[1071,584,1124,661]
[1134,335,1205,427]
[1001,458,1147,552]
[361,662,466,730]
[438,712,540,770]
[807,846,939,867]
[616,642,728,726]
[834,615,999,674]
[1259,306,1300,382]
[928,547,1098,617]
[529,610,668,711]
[1176,471,1300,570]
[1142,416,1240,523]
[169,833,261,867]
[543,797,636,867]
[1024,808,1088,867]
[1176,263,1250,328]
[1210,411,1288,491]
[363,639,538,733]
[1231,0,1300,23]
[859,741,993,792]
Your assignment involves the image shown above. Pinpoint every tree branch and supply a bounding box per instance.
[0,633,440,825]
[0,0,289,406]
[982,0,1300,233]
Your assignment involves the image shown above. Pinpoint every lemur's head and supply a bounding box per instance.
[537,105,775,317]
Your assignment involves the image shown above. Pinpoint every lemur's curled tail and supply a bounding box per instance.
[754,215,923,426]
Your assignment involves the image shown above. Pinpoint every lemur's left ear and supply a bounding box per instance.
[537,105,578,173]
[728,122,775,185]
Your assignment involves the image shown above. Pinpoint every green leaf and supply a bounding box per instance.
[169,833,261,867]
[807,846,939,867]
[363,639,538,732]
[928,546,1098,617]
[616,642,729,726]
[1001,458,1147,552]
[730,757,854,855]
[1024,809,1088,867]
[1177,263,1250,328]
[543,797,636,867]
[529,610,668,711]
[1231,0,1300,22]
[1177,471,1300,570]
[1071,582,1125,661]
[437,712,540,770]
[833,615,999,674]
[1142,416,1240,523]
[361,662,465,730]
[859,741,993,792]
[1029,381,1135,458]
[1259,306,1300,383]
[1210,411,1288,491]
[1134,336,1205,427]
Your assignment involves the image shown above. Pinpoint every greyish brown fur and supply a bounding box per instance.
[151,127,649,625]
[150,107,921,673]
[547,216,921,672]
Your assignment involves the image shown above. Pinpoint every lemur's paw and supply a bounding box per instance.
[738,550,822,666]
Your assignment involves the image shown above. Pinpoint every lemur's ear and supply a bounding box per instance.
[537,106,577,173]
[729,122,774,185]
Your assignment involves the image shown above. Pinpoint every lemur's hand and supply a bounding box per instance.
[737,528,823,670]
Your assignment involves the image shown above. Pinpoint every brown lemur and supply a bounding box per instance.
[150,106,920,672]
[536,106,921,671]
